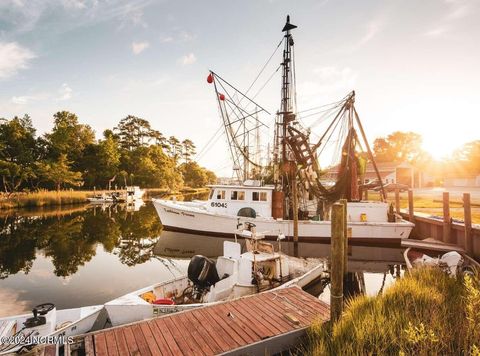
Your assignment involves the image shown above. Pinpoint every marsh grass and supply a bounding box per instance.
[0,190,90,209]
[307,268,480,355]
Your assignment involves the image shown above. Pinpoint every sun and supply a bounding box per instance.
[422,136,461,160]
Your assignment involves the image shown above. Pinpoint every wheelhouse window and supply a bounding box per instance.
[231,190,245,201]
[216,190,226,199]
[252,191,268,201]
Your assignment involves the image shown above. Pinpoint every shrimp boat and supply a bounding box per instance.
[105,228,326,327]
[0,304,102,355]
[153,16,414,244]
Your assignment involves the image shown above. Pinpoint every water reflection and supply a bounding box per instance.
[0,203,162,279]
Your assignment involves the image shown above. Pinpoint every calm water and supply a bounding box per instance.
[0,201,406,317]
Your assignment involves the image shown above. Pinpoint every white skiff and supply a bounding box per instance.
[0,304,103,355]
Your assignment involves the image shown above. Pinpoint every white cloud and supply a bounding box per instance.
[180,53,197,65]
[61,0,88,9]
[131,41,149,55]
[11,96,31,104]
[424,27,449,37]
[160,35,174,43]
[297,66,358,107]
[349,20,383,52]
[0,42,35,79]
[58,83,73,101]
[159,30,196,44]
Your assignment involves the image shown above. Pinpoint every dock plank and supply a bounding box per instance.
[113,329,129,356]
[103,330,119,356]
[84,334,95,356]
[73,287,330,356]
[146,320,176,356]
[202,303,247,346]
[170,312,212,355]
[235,297,284,334]
[190,309,231,353]
[162,316,196,355]
[215,302,262,342]
[122,325,140,355]
[93,333,108,356]
[195,307,239,350]
[131,323,152,356]
[139,322,162,356]
[183,310,224,354]
[153,317,184,355]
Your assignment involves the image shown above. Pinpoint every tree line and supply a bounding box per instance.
[373,131,480,177]
[0,112,216,193]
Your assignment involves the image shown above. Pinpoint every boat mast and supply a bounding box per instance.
[279,15,297,218]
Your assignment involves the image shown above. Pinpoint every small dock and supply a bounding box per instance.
[68,286,329,356]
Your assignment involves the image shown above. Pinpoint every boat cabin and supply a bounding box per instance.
[207,183,274,218]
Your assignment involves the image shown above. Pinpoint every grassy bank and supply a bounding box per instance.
[0,190,90,209]
[0,187,211,209]
[367,191,480,224]
[307,268,480,355]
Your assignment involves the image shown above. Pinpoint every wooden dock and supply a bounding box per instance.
[68,286,329,356]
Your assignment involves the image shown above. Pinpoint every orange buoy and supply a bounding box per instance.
[207,73,214,83]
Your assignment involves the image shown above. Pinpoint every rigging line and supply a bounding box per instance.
[298,104,344,122]
[217,79,268,129]
[245,38,284,97]
[313,104,347,151]
[317,110,344,157]
[195,128,225,162]
[296,95,349,114]
[194,123,224,160]
[252,65,281,100]
[211,71,271,114]
[292,41,298,115]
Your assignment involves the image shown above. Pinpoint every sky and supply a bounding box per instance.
[0,0,479,176]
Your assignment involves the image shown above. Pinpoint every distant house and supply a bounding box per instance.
[325,161,434,188]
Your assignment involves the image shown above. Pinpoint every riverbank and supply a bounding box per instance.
[0,187,210,210]
[306,268,480,355]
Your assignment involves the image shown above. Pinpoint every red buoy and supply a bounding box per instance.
[152,298,175,305]
[219,93,225,101]
[207,73,213,84]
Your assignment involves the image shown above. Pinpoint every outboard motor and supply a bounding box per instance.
[23,303,56,336]
[188,255,220,289]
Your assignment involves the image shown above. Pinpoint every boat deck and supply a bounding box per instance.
[69,286,330,356]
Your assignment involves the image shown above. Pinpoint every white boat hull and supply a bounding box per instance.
[153,199,414,244]
[0,305,103,355]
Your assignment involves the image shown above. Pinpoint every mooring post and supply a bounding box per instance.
[395,188,400,214]
[408,189,414,223]
[331,203,345,322]
[463,193,473,255]
[340,199,348,275]
[443,192,451,243]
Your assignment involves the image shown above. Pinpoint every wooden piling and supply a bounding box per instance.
[364,189,368,200]
[331,203,344,322]
[395,188,400,214]
[463,193,473,255]
[340,199,348,275]
[443,192,451,243]
[408,189,414,223]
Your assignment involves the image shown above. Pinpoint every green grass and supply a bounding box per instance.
[306,268,480,355]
